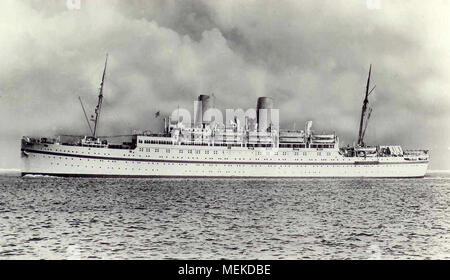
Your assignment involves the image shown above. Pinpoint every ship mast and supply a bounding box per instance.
[93,53,108,138]
[357,64,372,147]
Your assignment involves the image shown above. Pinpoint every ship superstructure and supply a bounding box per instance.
[21,59,429,177]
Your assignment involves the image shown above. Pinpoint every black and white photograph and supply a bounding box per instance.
[0,0,449,264]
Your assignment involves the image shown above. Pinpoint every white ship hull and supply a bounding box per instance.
[21,142,429,178]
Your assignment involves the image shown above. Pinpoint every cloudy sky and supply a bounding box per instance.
[0,0,449,169]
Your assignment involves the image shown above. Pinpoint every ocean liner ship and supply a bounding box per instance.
[21,57,429,177]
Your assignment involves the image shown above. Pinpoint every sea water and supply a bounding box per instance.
[0,173,449,259]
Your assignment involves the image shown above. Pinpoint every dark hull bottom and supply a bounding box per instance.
[21,172,426,179]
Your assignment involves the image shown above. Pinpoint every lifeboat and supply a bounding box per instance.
[311,134,335,143]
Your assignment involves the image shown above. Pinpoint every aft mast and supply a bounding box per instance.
[93,53,108,138]
[357,64,372,147]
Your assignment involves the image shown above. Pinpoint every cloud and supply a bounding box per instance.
[0,0,449,169]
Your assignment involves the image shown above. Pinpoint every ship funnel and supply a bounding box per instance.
[256,97,274,132]
[305,121,313,137]
[195,94,215,126]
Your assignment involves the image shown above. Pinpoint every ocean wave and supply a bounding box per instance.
[0,169,21,176]
[423,177,450,180]
[22,174,57,178]
[427,170,450,174]
[0,168,21,173]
